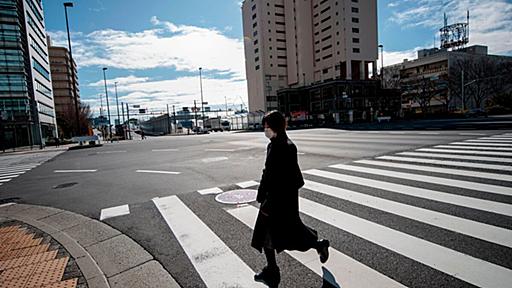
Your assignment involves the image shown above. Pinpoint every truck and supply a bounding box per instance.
[204,117,230,132]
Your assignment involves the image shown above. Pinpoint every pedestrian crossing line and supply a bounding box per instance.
[417,148,512,157]
[470,139,512,143]
[298,197,512,288]
[236,180,259,188]
[303,169,512,217]
[227,205,408,288]
[329,164,512,197]
[100,204,130,221]
[303,180,512,248]
[0,174,23,181]
[0,171,27,178]
[397,152,512,164]
[197,187,223,195]
[0,165,37,172]
[0,168,32,174]
[436,145,512,151]
[355,159,512,181]
[450,142,512,147]
[152,196,265,288]
[378,155,512,172]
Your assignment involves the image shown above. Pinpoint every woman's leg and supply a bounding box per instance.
[264,248,278,269]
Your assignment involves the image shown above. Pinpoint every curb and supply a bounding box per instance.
[0,203,181,288]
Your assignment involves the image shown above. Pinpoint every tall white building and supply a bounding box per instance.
[242,0,378,112]
[0,0,57,148]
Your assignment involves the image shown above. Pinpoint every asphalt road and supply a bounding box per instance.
[1,128,512,287]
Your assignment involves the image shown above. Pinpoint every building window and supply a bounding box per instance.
[276,39,286,42]
[252,4,256,10]
[254,39,258,45]
[322,54,333,60]
[321,26,332,32]
[322,45,332,51]
[352,7,359,13]
[322,35,332,41]
[275,4,284,8]
[352,0,358,2]
[255,57,259,62]
[352,27,359,33]
[276,30,285,34]
[315,49,320,53]
[353,48,360,53]
[352,17,359,23]
[275,13,285,17]
[320,6,330,14]
[32,58,50,80]
[277,56,286,59]
[253,22,257,28]
[276,21,285,25]
[320,0,328,5]
[255,65,260,70]
[276,47,286,51]
[254,48,259,53]
[253,30,258,36]
[323,68,329,74]
[277,64,287,68]
[353,38,360,43]
[321,16,331,23]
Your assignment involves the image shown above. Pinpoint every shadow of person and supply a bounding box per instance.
[321,266,342,288]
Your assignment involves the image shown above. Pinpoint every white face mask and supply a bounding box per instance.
[264,128,276,139]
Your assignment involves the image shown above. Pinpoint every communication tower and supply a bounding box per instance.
[439,11,469,50]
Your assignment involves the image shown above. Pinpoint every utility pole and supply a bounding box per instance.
[114,82,120,125]
[461,69,465,111]
[121,101,125,139]
[126,103,131,140]
[194,100,198,130]
[64,2,80,136]
[224,96,228,117]
[172,105,176,134]
[102,67,111,139]
[166,104,171,135]
[199,68,204,122]
[121,101,125,124]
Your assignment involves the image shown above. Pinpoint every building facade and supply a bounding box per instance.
[242,0,378,112]
[48,39,80,138]
[0,0,56,149]
[383,45,512,116]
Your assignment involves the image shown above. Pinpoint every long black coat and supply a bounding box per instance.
[251,134,318,253]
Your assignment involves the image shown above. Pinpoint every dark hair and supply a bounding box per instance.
[262,110,286,134]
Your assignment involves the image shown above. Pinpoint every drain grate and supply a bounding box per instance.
[53,183,78,189]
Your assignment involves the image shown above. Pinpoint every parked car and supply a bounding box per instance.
[465,108,488,118]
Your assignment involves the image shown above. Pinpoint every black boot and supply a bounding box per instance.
[254,266,280,287]
[317,239,330,264]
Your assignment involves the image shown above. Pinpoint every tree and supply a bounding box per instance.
[56,103,92,138]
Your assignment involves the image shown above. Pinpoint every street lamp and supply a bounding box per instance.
[378,44,384,87]
[199,67,205,123]
[63,2,81,136]
[114,81,120,125]
[102,67,112,138]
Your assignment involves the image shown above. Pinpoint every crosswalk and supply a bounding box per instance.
[111,132,512,287]
[0,151,64,186]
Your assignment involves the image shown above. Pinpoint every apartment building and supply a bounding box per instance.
[0,0,56,148]
[242,0,378,112]
[48,38,80,138]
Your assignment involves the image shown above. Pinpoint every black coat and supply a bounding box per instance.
[251,133,318,253]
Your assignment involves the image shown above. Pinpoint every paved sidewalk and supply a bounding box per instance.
[0,203,181,288]
[0,145,73,156]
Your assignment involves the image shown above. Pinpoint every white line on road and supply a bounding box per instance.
[355,159,512,181]
[96,150,127,154]
[419,132,440,135]
[303,169,512,217]
[329,163,512,196]
[151,149,180,152]
[197,187,223,195]
[435,145,512,151]
[377,156,512,172]
[153,196,265,288]
[204,149,236,152]
[54,170,97,173]
[227,205,407,288]
[0,168,32,174]
[236,180,259,188]
[471,138,512,143]
[135,170,181,175]
[100,204,130,221]
[397,151,512,163]
[201,157,229,163]
[450,142,512,147]
[0,173,22,180]
[459,133,487,136]
[299,197,512,288]
[417,148,512,157]
[303,180,512,248]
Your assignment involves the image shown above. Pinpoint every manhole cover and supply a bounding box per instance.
[215,189,257,204]
[53,182,78,189]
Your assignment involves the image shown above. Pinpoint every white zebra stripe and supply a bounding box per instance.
[397,152,512,164]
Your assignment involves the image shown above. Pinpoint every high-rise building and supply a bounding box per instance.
[242,0,378,112]
[0,0,56,149]
[48,37,80,138]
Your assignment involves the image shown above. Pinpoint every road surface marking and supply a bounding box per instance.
[355,159,512,181]
[329,164,512,196]
[96,150,127,154]
[236,180,259,188]
[299,197,512,288]
[471,138,512,143]
[419,132,440,135]
[417,148,512,157]
[201,157,229,163]
[0,174,22,181]
[151,149,180,152]
[204,149,236,152]
[298,152,306,155]
[304,180,512,248]
[378,155,512,171]
[450,142,512,147]
[0,202,16,208]
[435,145,512,151]
[0,171,26,177]
[54,170,97,173]
[100,204,130,221]
[397,151,512,163]
[389,131,405,134]
[227,205,407,288]
[153,196,265,288]
[0,168,31,174]
[136,170,181,175]
[303,169,512,217]
[197,187,223,195]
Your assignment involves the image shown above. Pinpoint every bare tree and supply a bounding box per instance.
[56,103,93,138]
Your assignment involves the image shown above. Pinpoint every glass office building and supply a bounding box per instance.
[0,0,56,149]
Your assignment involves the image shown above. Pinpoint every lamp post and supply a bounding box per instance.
[378,44,384,87]
[102,68,112,138]
[199,67,204,123]
[114,82,120,126]
[63,2,81,136]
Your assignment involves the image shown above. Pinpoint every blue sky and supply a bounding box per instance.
[42,0,512,116]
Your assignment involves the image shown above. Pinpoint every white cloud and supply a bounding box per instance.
[388,0,512,55]
[380,48,421,68]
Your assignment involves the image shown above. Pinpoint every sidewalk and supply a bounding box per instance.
[0,145,73,156]
[0,203,181,288]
